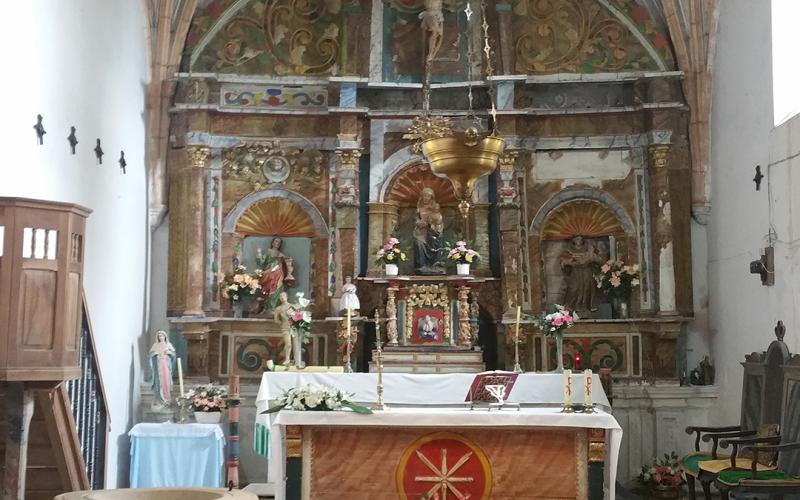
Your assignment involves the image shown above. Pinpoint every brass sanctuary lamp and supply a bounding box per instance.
[407,0,506,238]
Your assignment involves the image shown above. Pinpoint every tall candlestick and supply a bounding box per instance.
[177,357,185,398]
[344,309,353,373]
[512,306,522,373]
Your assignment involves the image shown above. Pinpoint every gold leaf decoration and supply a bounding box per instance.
[541,200,625,240]
[236,198,316,236]
[386,163,457,205]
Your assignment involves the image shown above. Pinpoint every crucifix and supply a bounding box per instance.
[119,151,127,174]
[94,139,104,164]
[33,114,46,145]
[753,165,764,191]
[67,126,78,155]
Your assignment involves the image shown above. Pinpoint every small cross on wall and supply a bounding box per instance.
[119,150,127,174]
[753,165,764,191]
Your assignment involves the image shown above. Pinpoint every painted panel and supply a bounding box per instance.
[221,85,328,110]
[19,269,57,349]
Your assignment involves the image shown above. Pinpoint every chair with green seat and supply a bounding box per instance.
[714,436,800,499]
[679,322,791,500]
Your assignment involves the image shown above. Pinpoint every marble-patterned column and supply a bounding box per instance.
[184,146,211,317]
[366,202,399,275]
[334,149,362,296]
[497,151,522,312]
[471,203,490,273]
[495,1,514,74]
[648,144,677,315]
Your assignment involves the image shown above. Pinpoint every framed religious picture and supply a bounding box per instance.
[412,309,445,344]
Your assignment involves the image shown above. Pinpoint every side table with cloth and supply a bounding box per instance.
[129,422,225,488]
[254,372,619,499]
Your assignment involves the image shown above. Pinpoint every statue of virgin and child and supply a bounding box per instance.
[413,187,447,275]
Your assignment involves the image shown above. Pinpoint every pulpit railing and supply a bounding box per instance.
[66,298,109,489]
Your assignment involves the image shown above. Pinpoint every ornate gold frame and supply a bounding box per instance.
[404,284,452,344]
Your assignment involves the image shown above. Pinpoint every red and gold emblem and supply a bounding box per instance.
[396,432,492,500]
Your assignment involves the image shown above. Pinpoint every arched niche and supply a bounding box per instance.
[530,189,636,316]
[222,188,329,312]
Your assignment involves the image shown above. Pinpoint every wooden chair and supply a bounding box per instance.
[679,322,790,499]
[714,352,800,499]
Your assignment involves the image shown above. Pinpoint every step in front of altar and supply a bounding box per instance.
[369,347,485,373]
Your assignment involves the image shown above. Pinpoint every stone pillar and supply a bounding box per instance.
[386,287,399,345]
[497,151,522,312]
[367,202,399,275]
[334,149,362,294]
[184,146,211,317]
[457,286,472,347]
[648,144,677,315]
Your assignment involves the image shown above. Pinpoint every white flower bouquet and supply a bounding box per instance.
[262,384,372,414]
[217,265,261,302]
[187,384,227,413]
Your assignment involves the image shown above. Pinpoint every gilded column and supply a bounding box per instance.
[648,144,676,315]
[386,287,399,345]
[457,286,472,347]
[184,146,211,317]
[334,149,362,295]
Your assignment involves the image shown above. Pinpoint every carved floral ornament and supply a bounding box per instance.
[404,284,452,342]
[187,146,212,168]
[222,143,324,189]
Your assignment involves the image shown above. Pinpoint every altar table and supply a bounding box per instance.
[255,373,618,499]
[129,422,225,488]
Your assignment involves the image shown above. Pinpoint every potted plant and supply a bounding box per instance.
[375,237,406,276]
[187,384,227,424]
[448,241,479,275]
[637,453,685,499]
[595,260,640,319]
[528,304,575,371]
[218,265,262,318]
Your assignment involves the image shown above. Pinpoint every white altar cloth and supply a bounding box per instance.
[272,407,622,500]
[255,372,618,499]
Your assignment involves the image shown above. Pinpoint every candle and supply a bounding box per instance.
[177,357,185,398]
[584,369,592,406]
[563,369,573,406]
[514,306,521,342]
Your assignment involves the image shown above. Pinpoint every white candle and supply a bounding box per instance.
[583,369,592,406]
[563,369,573,406]
[177,357,185,398]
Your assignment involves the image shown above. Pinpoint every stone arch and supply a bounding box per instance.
[374,146,425,202]
[223,188,328,237]
[531,188,635,236]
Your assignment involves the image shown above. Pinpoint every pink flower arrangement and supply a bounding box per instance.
[448,241,480,264]
[375,237,407,264]
[638,452,684,489]
[530,304,575,337]
[187,384,227,413]
[595,259,640,299]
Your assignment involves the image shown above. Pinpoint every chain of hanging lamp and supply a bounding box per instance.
[480,0,499,135]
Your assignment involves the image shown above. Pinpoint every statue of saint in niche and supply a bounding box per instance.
[559,236,603,313]
[256,237,296,312]
[413,188,447,275]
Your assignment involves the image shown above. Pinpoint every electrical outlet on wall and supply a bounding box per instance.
[749,246,775,286]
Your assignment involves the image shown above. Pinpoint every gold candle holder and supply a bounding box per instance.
[374,310,387,411]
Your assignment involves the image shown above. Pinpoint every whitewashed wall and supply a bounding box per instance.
[700,0,800,424]
[0,0,149,487]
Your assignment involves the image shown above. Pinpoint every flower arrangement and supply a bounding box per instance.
[529,304,575,337]
[375,237,407,265]
[262,384,372,414]
[217,265,261,302]
[187,384,227,413]
[336,322,358,354]
[637,452,685,490]
[447,241,480,264]
[289,292,313,345]
[595,260,640,299]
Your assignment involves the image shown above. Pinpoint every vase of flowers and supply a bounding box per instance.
[595,260,640,319]
[529,304,575,371]
[289,293,313,366]
[448,241,479,275]
[375,237,406,276]
[188,384,227,424]
[638,453,685,499]
[218,265,262,318]
[263,384,372,414]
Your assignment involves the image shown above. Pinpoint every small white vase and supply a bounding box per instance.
[193,411,222,424]
[456,263,471,276]
[385,263,399,276]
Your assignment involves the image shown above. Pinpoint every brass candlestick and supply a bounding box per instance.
[512,306,523,373]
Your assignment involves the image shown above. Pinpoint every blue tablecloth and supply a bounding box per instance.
[129,422,225,488]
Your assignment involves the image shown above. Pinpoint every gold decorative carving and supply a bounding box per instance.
[649,144,670,169]
[404,284,452,344]
[187,146,211,169]
[457,287,472,347]
[512,0,667,74]
[235,198,317,237]
[386,287,399,345]
[541,200,626,240]
[403,116,454,153]
[223,144,324,190]
[335,149,362,171]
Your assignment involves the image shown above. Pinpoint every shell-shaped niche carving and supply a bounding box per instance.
[386,163,457,205]
[235,198,316,236]
[541,200,625,240]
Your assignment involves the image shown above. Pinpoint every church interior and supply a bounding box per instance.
[2,0,800,498]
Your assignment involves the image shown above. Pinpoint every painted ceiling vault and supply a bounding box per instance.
[182,0,675,76]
